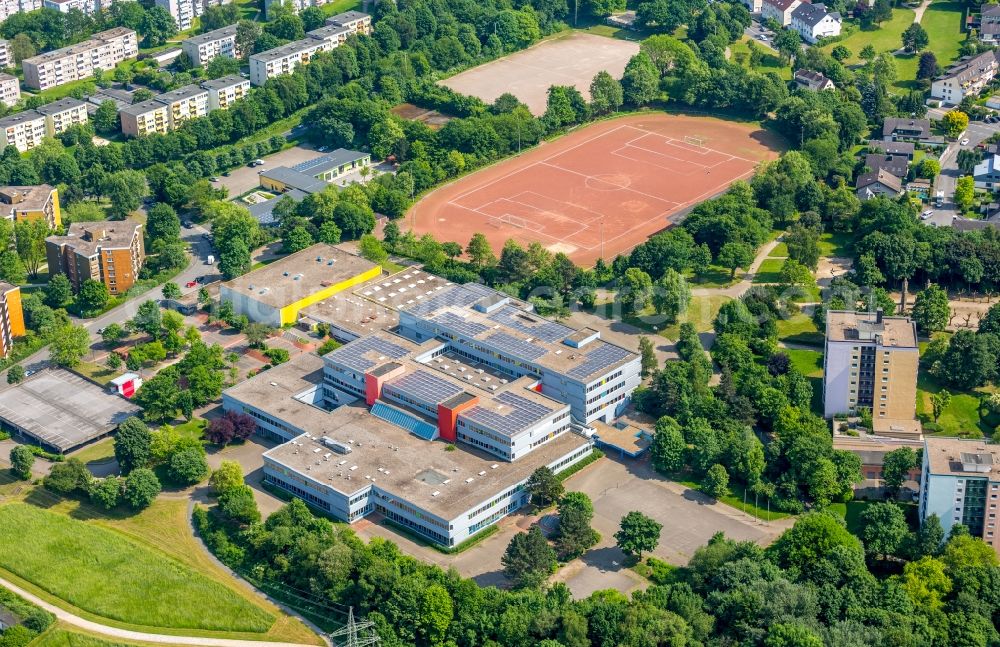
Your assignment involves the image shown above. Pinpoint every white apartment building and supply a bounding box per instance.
[0,39,11,69]
[35,97,88,136]
[155,0,208,32]
[306,23,351,47]
[761,0,801,25]
[789,3,841,43]
[326,10,372,35]
[181,24,238,67]
[118,99,170,138]
[0,0,41,22]
[0,111,47,153]
[0,73,19,107]
[920,438,1000,553]
[932,51,1000,106]
[200,75,248,111]
[42,0,112,14]
[248,38,333,86]
[155,83,209,128]
[22,27,138,91]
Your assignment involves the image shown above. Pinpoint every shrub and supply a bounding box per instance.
[125,468,161,509]
[44,458,91,494]
[167,447,209,485]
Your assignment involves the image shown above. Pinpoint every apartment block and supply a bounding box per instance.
[0,111,47,153]
[155,83,209,128]
[932,51,1000,106]
[0,0,41,22]
[35,97,89,136]
[155,0,201,32]
[22,27,138,91]
[118,99,170,137]
[262,0,325,19]
[0,184,60,229]
[46,220,144,295]
[181,24,238,67]
[248,38,333,86]
[0,283,24,357]
[823,309,919,432]
[326,10,372,35]
[0,73,19,107]
[42,0,110,13]
[0,39,11,69]
[200,75,249,111]
[920,438,1000,553]
[306,23,352,47]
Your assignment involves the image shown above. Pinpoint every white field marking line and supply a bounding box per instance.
[499,198,590,239]
[509,190,608,225]
[623,132,713,159]
[612,145,738,173]
[609,147,709,175]
[446,124,644,205]
[667,165,758,214]
[537,161,679,206]
[620,139,732,166]
[445,200,571,245]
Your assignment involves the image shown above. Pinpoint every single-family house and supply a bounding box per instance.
[864,153,909,178]
[794,69,836,91]
[856,169,904,200]
[882,118,932,143]
[868,139,915,160]
[974,153,1000,190]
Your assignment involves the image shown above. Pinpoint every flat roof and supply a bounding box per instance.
[591,420,650,455]
[328,10,369,24]
[324,329,420,373]
[0,111,44,128]
[155,84,208,103]
[826,310,917,348]
[400,283,638,382]
[0,72,16,82]
[290,149,369,175]
[307,24,351,39]
[259,166,329,193]
[93,26,135,40]
[119,98,167,117]
[0,185,55,212]
[0,368,140,452]
[251,368,589,519]
[299,291,399,338]
[353,268,453,310]
[250,38,322,62]
[47,220,141,255]
[200,75,248,91]
[184,24,237,46]
[35,97,87,115]
[925,437,1000,477]
[220,243,379,310]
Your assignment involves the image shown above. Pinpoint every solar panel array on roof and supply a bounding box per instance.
[384,369,463,405]
[485,331,547,361]
[487,305,572,343]
[405,284,481,317]
[462,391,556,436]
[567,343,632,380]
[432,311,490,338]
[325,335,411,372]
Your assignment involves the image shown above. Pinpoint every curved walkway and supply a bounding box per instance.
[691,238,783,299]
[0,576,319,647]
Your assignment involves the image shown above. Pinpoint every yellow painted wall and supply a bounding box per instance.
[260,177,288,193]
[51,188,61,228]
[4,286,24,338]
[278,265,382,326]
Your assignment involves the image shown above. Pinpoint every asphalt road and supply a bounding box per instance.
[927,109,1000,228]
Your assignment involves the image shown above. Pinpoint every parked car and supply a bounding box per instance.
[921,210,934,219]
[222,171,230,177]
[182,220,193,228]
[318,146,329,152]
[961,138,970,146]
[24,369,35,377]
[185,280,197,288]
[209,176,219,182]
[196,275,208,284]
[96,327,105,335]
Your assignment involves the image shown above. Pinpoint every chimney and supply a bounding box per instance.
[876,308,883,324]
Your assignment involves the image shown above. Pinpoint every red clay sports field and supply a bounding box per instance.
[406,114,783,267]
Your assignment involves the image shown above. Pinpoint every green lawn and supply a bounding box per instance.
[68,438,116,465]
[916,373,999,437]
[730,37,793,80]
[821,9,916,64]
[777,312,823,346]
[318,0,361,16]
[30,627,144,647]
[658,295,731,341]
[829,500,918,536]
[922,2,965,70]
[752,258,784,284]
[768,242,788,257]
[686,265,739,288]
[817,231,854,258]
[165,418,207,442]
[784,348,824,414]
[71,360,119,387]
[675,476,792,521]
[0,503,274,633]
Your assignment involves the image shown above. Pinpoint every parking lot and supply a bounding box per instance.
[211,144,326,197]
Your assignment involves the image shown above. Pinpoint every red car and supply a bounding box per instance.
[185,280,198,288]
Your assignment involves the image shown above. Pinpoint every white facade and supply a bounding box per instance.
[201,75,248,111]
[118,99,170,137]
[249,38,333,86]
[0,74,19,107]
[0,111,47,153]
[0,39,11,69]
[22,27,138,91]
[156,84,209,128]
[790,4,841,43]
[156,0,198,31]
[761,0,801,26]
[931,51,999,106]
[0,0,40,22]
[36,98,89,136]
[181,24,239,67]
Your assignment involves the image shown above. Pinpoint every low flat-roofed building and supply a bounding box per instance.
[0,73,19,107]
[200,75,249,111]
[119,99,171,137]
[0,367,140,452]
[219,243,381,326]
[182,23,238,66]
[87,87,135,111]
[0,184,60,228]
[0,111,46,153]
[35,97,89,136]
[288,149,371,182]
[259,165,330,194]
[920,437,1000,551]
[298,291,399,341]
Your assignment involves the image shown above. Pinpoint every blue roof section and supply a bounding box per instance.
[371,401,437,441]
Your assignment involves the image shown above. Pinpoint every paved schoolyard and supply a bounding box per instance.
[440,32,639,115]
[213,144,325,197]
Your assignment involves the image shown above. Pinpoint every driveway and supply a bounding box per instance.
[928,111,1000,228]
[213,145,326,198]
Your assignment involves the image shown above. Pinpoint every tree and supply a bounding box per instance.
[89,476,122,509]
[9,445,33,480]
[589,70,623,115]
[702,463,729,499]
[93,99,119,133]
[830,45,851,61]
[773,28,801,65]
[167,447,209,485]
[955,175,975,211]
[45,274,72,309]
[358,234,389,264]
[918,158,941,180]
[9,33,34,64]
[466,233,496,269]
[102,170,147,219]
[123,467,160,509]
[621,52,659,107]
[615,511,662,560]
[769,512,863,573]
[219,484,261,524]
[902,23,929,53]
[617,267,652,315]
[206,416,235,444]
[918,51,940,80]
[931,389,952,423]
[765,624,823,647]
[717,241,754,278]
[942,110,970,139]
[638,336,657,376]
[882,447,917,497]
[219,237,251,279]
[76,279,109,314]
[910,513,945,558]
[860,502,908,558]
[210,460,244,495]
[6,365,24,385]
[651,268,690,324]
[140,5,177,47]
[958,149,981,175]
[911,284,949,334]
[101,323,125,347]
[146,202,180,243]
[133,300,162,336]
[650,416,685,473]
[859,44,877,62]
[44,458,91,494]
[50,324,90,368]
[785,225,820,270]
[526,466,564,508]
[501,527,557,588]
[115,417,151,474]
[902,557,952,611]
[161,282,181,301]
[15,219,47,279]
[556,491,599,559]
